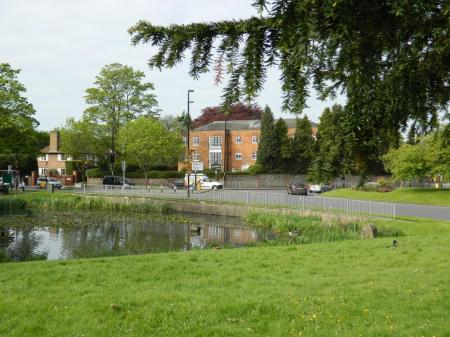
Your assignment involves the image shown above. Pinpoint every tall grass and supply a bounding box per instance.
[0,195,172,215]
[246,211,361,244]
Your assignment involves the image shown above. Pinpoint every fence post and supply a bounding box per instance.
[264,192,267,207]
[83,184,86,195]
[347,199,349,213]
[393,204,396,219]
[246,191,249,204]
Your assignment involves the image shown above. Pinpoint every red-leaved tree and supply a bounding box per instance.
[192,103,262,128]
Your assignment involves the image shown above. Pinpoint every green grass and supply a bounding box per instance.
[324,187,450,206]
[0,192,172,215]
[1,213,449,336]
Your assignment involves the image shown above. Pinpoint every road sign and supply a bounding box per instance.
[192,161,204,171]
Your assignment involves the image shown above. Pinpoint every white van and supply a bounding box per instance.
[184,174,223,190]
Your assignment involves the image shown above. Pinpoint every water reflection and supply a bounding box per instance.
[0,213,271,262]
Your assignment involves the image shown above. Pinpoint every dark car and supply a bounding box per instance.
[102,176,135,186]
[168,179,185,189]
[287,182,308,195]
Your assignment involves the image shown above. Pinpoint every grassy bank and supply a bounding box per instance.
[0,230,449,337]
[324,187,450,206]
[0,192,172,215]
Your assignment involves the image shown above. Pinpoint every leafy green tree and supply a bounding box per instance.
[256,106,276,172]
[129,0,449,172]
[291,116,314,174]
[383,128,450,183]
[118,117,184,180]
[60,118,100,181]
[273,118,291,172]
[383,143,430,183]
[83,63,159,173]
[308,105,346,183]
[0,63,40,169]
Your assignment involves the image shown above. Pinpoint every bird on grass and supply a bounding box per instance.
[387,240,398,248]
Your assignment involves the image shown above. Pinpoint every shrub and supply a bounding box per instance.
[86,168,106,178]
[65,161,74,174]
[247,163,264,175]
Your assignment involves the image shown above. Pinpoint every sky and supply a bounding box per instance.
[1,0,346,131]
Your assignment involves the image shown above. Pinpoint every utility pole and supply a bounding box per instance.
[187,89,194,198]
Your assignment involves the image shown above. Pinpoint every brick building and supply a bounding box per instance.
[181,119,317,172]
[37,131,69,176]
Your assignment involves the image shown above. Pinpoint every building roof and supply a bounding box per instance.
[193,118,317,131]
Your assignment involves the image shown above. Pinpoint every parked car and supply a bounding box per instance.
[308,184,332,193]
[287,181,308,195]
[184,174,223,190]
[102,176,135,186]
[36,177,62,189]
[168,179,185,189]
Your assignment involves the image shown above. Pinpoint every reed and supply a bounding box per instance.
[0,195,172,215]
[246,211,361,244]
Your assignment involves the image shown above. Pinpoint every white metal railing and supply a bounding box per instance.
[65,185,396,218]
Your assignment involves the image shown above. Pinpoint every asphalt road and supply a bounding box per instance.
[75,186,450,221]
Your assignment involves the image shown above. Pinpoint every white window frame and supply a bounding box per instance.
[58,154,66,161]
[192,153,200,161]
[252,152,257,160]
[235,136,242,144]
[59,168,66,176]
[235,152,242,160]
[252,135,259,144]
[209,136,222,147]
[193,137,200,146]
[38,154,48,161]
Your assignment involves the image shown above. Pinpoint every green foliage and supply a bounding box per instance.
[85,167,105,178]
[273,118,291,172]
[0,194,173,215]
[382,128,450,182]
[247,163,264,175]
[246,212,362,244]
[65,161,74,174]
[128,1,448,176]
[118,117,184,179]
[291,116,314,174]
[83,63,160,173]
[0,63,43,171]
[256,106,276,171]
[308,105,346,183]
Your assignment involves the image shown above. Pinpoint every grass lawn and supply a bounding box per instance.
[1,214,449,337]
[323,187,450,207]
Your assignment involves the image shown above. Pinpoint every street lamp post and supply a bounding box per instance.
[187,89,194,198]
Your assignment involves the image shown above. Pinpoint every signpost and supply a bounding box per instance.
[191,161,203,172]
[121,161,126,190]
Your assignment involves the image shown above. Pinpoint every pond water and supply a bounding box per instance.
[0,212,273,262]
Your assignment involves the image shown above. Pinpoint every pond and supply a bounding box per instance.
[0,212,273,262]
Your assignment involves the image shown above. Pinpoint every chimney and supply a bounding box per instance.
[49,131,60,152]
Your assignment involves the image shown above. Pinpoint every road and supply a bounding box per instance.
[71,186,450,221]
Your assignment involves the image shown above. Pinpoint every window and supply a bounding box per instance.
[192,153,200,161]
[252,152,257,160]
[60,169,66,176]
[183,137,187,145]
[252,135,258,144]
[209,152,222,166]
[235,136,242,144]
[40,168,48,176]
[209,136,222,147]
[193,137,199,146]
[58,154,66,161]
[235,153,242,160]
[38,154,48,161]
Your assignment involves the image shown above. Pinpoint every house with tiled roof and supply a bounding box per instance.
[181,118,317,172]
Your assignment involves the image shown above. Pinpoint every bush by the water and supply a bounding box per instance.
[246,212,361,244]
